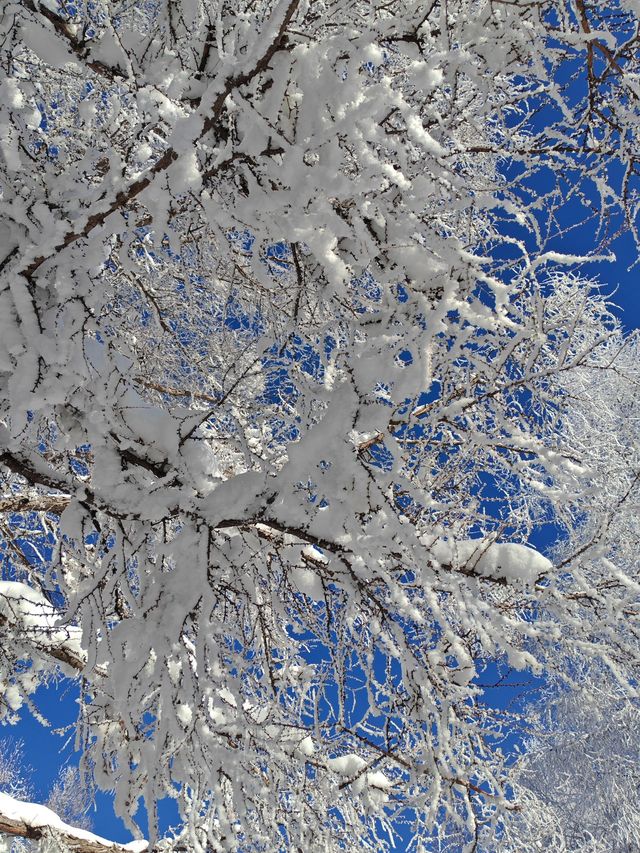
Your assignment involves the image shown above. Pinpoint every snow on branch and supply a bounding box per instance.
[0,792,147,853]
[0,581,84,673]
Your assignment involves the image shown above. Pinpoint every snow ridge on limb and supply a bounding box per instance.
[0,581,84,673]
[0,792,147,853]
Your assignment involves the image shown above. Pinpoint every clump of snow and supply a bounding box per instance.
[366,770,393,790]
[296,735,315,757]
[292,567,324,600]
[327,753,368,776]
[20,22,76,68]
[326,754,393,798]
[426,538,551,584]
[175,703,193,726]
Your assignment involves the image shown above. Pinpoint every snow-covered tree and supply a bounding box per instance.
[492,333,640,852]
[0,742,30,802]
[495,670,640,853]
[0,0,639,849]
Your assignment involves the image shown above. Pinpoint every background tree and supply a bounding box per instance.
[494,330,640,852]
[0,744,94,852]
[498,673,640,853]
[0,0,638,850]
[0,742,30,802]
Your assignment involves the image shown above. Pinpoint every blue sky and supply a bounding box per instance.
[602,230,640,330]
[2,236,636,846]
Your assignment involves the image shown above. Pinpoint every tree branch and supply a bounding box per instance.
[0,581,87,672]
[0,494,71,515]
[0,792,148,853]
[20,0,127,81]
[20,0,301,282]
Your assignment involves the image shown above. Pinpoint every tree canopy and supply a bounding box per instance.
[0,0,638,850]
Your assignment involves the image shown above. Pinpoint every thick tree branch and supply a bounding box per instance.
[0,792,148,853]
[21,0,127,80]
[0,494,71,515]
[0,451,72,495]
